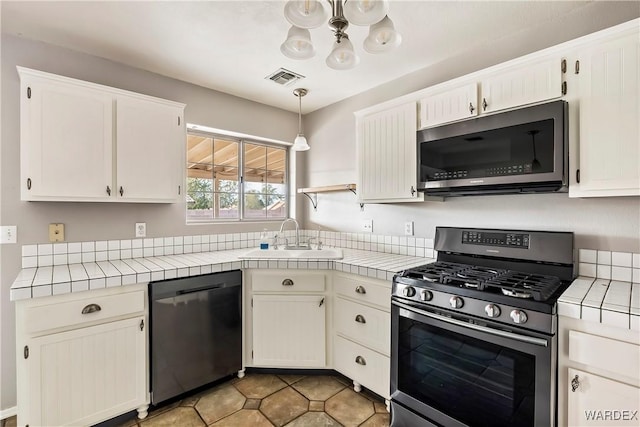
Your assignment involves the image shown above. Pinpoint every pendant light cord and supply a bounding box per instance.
[298,93,303,135]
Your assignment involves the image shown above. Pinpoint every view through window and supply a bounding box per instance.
[187,131,287,222]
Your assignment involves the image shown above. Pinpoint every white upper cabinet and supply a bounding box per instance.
[357,102,424,203]
[479,57,563,114]
[419,83,478,128]
[18,67,185,203]
[418,58,563,130]
[115,95,183,202]
[19,73,114,201]
[568,29,640,197]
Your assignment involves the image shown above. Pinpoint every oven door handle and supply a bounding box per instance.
[393,300,549,348]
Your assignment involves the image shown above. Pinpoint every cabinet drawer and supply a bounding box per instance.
[335,297,390,355]
[569,330,640,380]
[334,274,390,309]
[252,271,326,293]
[25,290,145,334]
[334,335,390,399]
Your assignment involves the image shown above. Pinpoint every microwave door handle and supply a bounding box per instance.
[392,300,549,347]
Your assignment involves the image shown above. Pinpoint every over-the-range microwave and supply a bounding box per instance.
[417,100,568,196]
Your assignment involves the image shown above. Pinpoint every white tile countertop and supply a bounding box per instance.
[558,276,640,331]
[10,248,432,301]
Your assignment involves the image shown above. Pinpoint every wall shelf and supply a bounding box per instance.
[297,184,363,211]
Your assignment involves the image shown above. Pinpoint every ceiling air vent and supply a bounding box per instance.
[265,68,305,86]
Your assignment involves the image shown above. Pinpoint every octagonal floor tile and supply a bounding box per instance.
[260,387,309,426]
[291,375,346,401]
[284,412,342,427]
[140,407,205,427]
[211,409,273,427]
[325,388,375,426]
[234,374,287,399]
[360,413,391,427]
[195,383,246,424]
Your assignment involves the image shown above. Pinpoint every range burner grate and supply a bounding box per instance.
[484,272,562,301]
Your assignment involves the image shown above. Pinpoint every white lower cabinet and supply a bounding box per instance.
[559,316,640,427]
[246,270,329,369]
[252,294,326,367]
[16,286,148,427]
[567,368,640,426]
[333,272,391,400]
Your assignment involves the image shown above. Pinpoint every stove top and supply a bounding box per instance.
[401,261,564,301]
[391,227,575,335]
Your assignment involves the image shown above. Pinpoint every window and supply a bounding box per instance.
[186,129,287,222]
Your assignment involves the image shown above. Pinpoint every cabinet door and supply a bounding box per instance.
[116,95,184,202]
[252,294,325,367]
[570,32,640,197]
[419,83,478,129]
[20,75,113,201]
[480,58,563,114]
[358,102,423,203]
[21,316,147,427]
[567,368,640,426]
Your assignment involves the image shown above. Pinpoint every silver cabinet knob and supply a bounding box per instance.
[355,356,366,366]
[484,304,501,318]
[449,296,464,309]
[420,290,433,301]
[402,286,416,297]
[355,285,366,294]
[510,309,528,324]
[282,278,294,286]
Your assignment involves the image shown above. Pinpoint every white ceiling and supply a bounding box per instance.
[0,1,636,113]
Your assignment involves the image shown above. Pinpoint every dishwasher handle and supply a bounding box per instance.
[176,284,226,296]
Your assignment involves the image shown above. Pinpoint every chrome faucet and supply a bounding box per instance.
[279,218,305,249]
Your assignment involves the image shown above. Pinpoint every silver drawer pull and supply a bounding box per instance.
[81,303,102,314]
[355,285,366,294]
[571,375,580,392]
[355,356,366,366]
[355,314,366,324]
[282,278,294,286]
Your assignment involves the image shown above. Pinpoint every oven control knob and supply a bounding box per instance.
[510,309,528,324]
[484,304,501,318]
[402,286,416,298]
[449,296,464,309]
[420,290,433,301]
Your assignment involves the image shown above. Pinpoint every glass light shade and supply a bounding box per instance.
[292,134,310,151]
[363,16,401,53]
[284,0,329,29]
[343,0,389,26]
[326,38,360,70]
[281,26,315,59]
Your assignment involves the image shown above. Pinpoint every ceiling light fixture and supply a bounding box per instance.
[292,88,310,151]
[281,0,401,70]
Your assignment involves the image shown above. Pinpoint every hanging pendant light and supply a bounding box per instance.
[292,88,310,151]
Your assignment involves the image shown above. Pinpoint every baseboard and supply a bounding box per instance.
[0,406,17,421]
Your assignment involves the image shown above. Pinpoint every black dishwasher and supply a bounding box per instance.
[149,270,242,405]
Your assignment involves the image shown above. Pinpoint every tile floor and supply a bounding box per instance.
[122,373,389,427]
[0,373,390,427]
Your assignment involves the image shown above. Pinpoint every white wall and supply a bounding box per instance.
[303,5,640,252]
[0,34,301,411]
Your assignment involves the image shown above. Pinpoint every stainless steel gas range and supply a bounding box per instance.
[390,227,575,427]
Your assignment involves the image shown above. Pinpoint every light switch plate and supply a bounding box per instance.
[0,226,17,244]
[49,223,65,242]
[135,223,146,238]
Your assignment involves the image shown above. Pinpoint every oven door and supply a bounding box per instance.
[391,299,556,427]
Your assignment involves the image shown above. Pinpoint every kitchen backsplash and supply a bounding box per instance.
[19,231,640,282]
[20,230,436,269]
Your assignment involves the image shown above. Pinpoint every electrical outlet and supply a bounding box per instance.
[404,221,414,236]
[135,222,146,238]
[0,226,17,244]
[49,223,65,242]
[362,219,373,233]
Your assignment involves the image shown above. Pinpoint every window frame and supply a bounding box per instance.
[186,128,289,223]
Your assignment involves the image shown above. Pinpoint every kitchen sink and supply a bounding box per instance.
[239,247,343,260]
